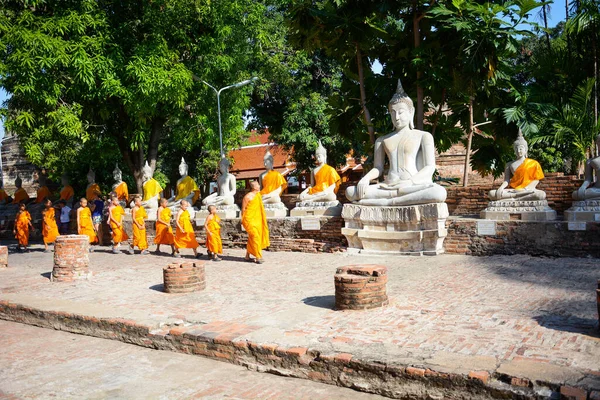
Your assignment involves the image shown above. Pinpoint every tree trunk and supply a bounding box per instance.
[594,30,598,148]
[542,5,551,51]
[431,88,446,136]
[356,44,375,144]
[413,5,424,130]
[463,96,474,187]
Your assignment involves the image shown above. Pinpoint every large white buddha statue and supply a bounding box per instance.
[202,156,236,207]
[345,80,446,206]
[141,161,162,215]
[573,135,600,201]
[112,164,129,205]
[259,150,287,204]
[168,158,199,208]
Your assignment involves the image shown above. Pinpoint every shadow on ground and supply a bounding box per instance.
[302,295,335,310]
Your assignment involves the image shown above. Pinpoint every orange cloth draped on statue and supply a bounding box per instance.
[35,186,51,203]
[110,205,129,244]
[132,206,148,250]
[114,182,129,201]
[78,207,98,244]
[509,158,545,190]
[42,207,59,244]
[260,170,287,195]
[59,185,74,201]
[175,176,200,204]
[15,211,31,246]
[307,164,341,195]
[12,188,29,204]
[154,207,174,245]
[205,215,223,255]
[174,209,198,249]
[0,189,9,202]
[86,183,101,201]
[143,179,162,201]
[242,194,269,259]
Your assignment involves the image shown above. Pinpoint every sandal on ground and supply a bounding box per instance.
[173,253,181,258]
[212,257,222,262]
[254,258,264,264]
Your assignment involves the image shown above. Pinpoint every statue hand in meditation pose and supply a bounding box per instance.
[112,164,129,204]
[59,173,74,206]
[85,168,101,201]
[573,134,600,201]
[169,158,199,207]
[259,150,287,204]
[141,161,162,211]
[488,130,546,201]
[202,156,236,207]
[298,141,340,203]
[345,80,446,206]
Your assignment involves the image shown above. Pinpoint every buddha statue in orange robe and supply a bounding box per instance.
[11,176,30,205]
[298,141,340,203]
[85,168,101,202]
[259,150,287,205]
[59,173,75,206]
[111,164,129,206]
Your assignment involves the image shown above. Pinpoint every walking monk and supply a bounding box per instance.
[173,199,199,258]
[154,198,174,255]
[13,203,34,252]
[77,198,98,252]
[204,205,222,261]
[129,195,149,255]
[42,198,59,252]
[108,195,129,254]
[242,180,269,264]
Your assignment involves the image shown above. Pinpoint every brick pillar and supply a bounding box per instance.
[163,262,206,293]
[0,246,7,268]
[334,265,388,310]
[52,235,90,282]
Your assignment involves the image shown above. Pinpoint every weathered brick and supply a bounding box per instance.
[560,385,587,400]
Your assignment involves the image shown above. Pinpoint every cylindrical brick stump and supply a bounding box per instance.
[0,246,7,268]
[163,262,206,293]
[334,265,388,310]
[52,235,90,282]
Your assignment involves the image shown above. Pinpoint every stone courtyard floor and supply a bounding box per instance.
[0,243,599,398]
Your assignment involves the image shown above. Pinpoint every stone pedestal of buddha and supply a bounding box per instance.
[259,150,288,218]
[196,156,239,224]
[341,80,448,255]
[480,131,556,221]
[565,135,600,222]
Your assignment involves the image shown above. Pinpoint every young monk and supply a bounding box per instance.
[77,198,98,252]
[154,198,174,255]
[108,195,129,254]
[130,195,149,255]
[241,180,269,264]
[13,203,34,252]
[204,205,222,261]
[173,199,200,258]
[42,198,59,252]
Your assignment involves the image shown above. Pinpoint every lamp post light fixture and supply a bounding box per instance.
[201,77,258,157]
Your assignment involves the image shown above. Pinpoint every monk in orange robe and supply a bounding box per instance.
[173,199,199,258]
[204,205,223,261]
[77,198,98,251]
[12,187,29,204]
[108,195,129,254]
[154,198,174,254]
[242,181,269,263]
[129,196,149,255]
[13,203,34,251]
[42,199,59,252]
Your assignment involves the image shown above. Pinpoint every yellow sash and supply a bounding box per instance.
[509,158,544,189]
[260,170,287,195]
[308,164,340,195]
[143,178,163,201]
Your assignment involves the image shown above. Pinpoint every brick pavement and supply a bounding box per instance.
[0,243,599,398]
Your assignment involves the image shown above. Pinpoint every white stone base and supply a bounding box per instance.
[480,200,556,221]
[564,200,600,222]
[290,201,342,217]
[195,205,239,225]
[341,203,448,256]
[264,203,288,218]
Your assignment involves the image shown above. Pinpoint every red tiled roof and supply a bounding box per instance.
[228,144,293,180]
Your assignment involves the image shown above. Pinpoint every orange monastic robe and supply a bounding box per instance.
[78,207,98,244]
[132,206,148,250]
[113,182,129,201]
[60,185,74,201]
[174,209,198,249]
[242,194,270,259]
[35,186,51,203]
[205,215,223,255]
[509,158,545,190]
[110,205,129,244]
[260,170,287,195]
[154,207,174,245]
[42,207,59,244]
[308,164,341,195]
[15,210,31,246]
[12,188,29,204]
[86,183,101,201]
[0,189,9,202]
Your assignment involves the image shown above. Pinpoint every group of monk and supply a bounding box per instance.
[13,180,270,264]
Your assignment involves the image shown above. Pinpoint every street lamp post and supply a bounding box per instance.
[201,77,258,157]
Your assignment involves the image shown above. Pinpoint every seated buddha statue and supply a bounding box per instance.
[259,150,287,204]
[85,168,101,201]
[58,173,75,206]
[141,161,163,213]
[488,130,546,201]
[202,156,236,207]
[573,134,600,201]
[0,182,9,205]
[11,176,30,205]
[112,164,129,206]
[168,158,199,208]
[34,171,51,203]
[298,141,340,203]
[345,80,446,206]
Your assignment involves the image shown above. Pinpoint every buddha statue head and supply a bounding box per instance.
[142,161,153,182]
[513,129,528,159]
[113,164,122,183]
[61,173,69,186]
[264,150,274,171]
[218,156,230,175]
[389,79,415,130]
[179,158,188,177]
[87,168,95,184]
[315,140,327,166]
[15,175,22,189]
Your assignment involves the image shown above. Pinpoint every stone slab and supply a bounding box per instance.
[195,205,238,223]
[480,199,557,221]
[290,201,342,217]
